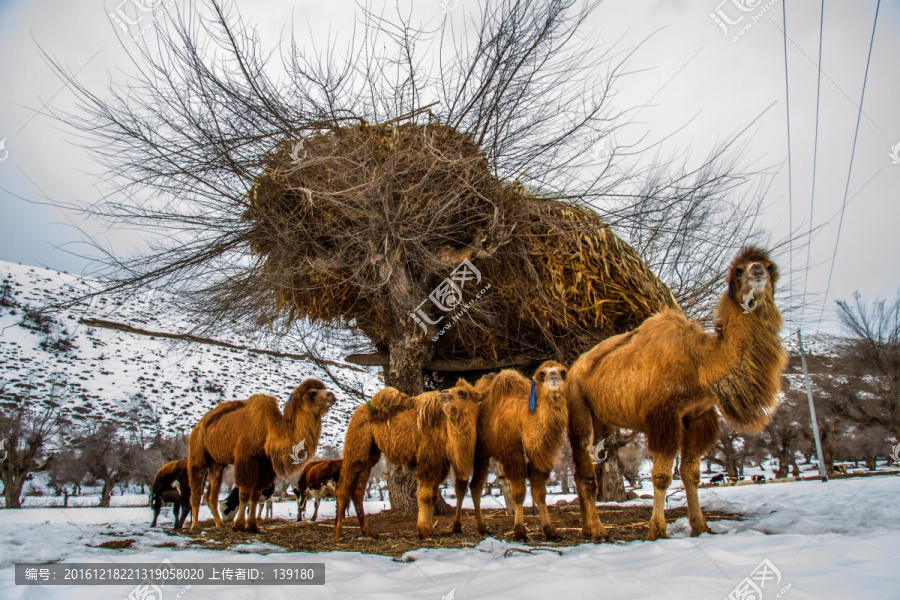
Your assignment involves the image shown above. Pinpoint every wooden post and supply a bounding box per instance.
[797,329,828,482]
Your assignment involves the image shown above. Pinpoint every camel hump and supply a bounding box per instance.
[416,392,444,430]
[369,387,412,417]
[201,400,246,428]
[490,369,530,400]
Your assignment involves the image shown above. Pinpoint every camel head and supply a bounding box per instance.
[533,361,568,395]
[726,246,778,313]
[473,372,497,400]
[439,378,481,405]
[288,378,336,418]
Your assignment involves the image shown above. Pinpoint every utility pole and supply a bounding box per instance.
[798,329,828,482]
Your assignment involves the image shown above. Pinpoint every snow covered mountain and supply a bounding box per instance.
[0,261,381,448]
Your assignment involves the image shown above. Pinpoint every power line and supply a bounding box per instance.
[801,0,825,328]
[781,1,794,313]
[816,0,882,335]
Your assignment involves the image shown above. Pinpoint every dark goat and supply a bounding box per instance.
[151,460,191,530]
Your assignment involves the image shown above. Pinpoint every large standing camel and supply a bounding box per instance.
[568,247,787,541]
[188,378,336,532]
[334,379,480,540]
[469,361,569,540]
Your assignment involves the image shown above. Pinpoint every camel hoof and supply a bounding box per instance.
[477,526,491,536]
[232,523,246,532]
[452,523,463,534]
[246,524,260,534]
[365,531,380,540]
[543,529,562,542]
[513,524,528,541]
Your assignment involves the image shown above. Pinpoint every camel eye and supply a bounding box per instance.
[735,268,743,278]
[560,370,567,380]
[458,390,467,399]
[539,372,546,382]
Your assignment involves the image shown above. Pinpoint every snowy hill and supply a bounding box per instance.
[0,261,381,448]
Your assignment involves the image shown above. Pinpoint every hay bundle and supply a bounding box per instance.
[244,121,675,367]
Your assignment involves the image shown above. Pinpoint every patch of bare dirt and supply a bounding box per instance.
[177,503,742,558]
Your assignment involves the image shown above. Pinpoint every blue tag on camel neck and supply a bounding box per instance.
[529,379,536,413]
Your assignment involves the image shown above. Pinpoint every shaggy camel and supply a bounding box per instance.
[334,380,480,540]
[469,362,569,540]
[188,379,336,533]
[568,246,787,542]
[150,459,191,530]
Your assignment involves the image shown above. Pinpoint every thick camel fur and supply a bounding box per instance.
[568,246,788,542]
[334,380,480,540]
[150,459,191,530]
[187,378,336,533]
[470,361,569,540]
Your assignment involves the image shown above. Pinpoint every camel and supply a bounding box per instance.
[334,379,480,540]
[150,459,191,530]
[187,378,336,533]
[567,246,787,542]
[469,362,569,540]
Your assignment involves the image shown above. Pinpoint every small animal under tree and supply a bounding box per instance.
[334,380,480,540]
[567,247,788,542]
[469,362,569,540]
[150,459,191,530]
[187,378,336,533]
[294,459,344,522]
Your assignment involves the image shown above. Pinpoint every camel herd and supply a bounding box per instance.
[150,246,787,543]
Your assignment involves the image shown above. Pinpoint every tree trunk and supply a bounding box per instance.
[99,479,115,507]
[2,475,25,509]
[497,476,515,516]
[596,458,627,502]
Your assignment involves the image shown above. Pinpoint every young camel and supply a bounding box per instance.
[568,246,787,542]
[334,380,480,540]
[469,361,569,540]
[188,379,336,533]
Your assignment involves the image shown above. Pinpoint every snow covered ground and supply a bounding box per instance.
[0,475,897,599]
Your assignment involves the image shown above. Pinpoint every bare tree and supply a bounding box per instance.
[48,0,779,513]
[77,422,140,507]
[0,383,64,508]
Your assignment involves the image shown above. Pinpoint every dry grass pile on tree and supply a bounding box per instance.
[245,121,676,368]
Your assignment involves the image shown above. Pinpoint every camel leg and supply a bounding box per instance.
[682,410,719,537]
[452,478,468,534]
[567,397,610,542]
[246,489,260,533]
[232,487,250,532]
[187,462,207,533]
[336,463,378,540]
[529,467,560,541]
[416,481,437,540]
[206,463,225,528]
[469,458,490,535]
[648,453,675,541]
[508,474,528,541]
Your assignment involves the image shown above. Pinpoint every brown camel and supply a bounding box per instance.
[568,246,788,542]
[469,361,569,540]
[334,379,480,540]
[187,378,336,532]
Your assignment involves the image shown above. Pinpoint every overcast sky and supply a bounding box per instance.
[0,0,898,334]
